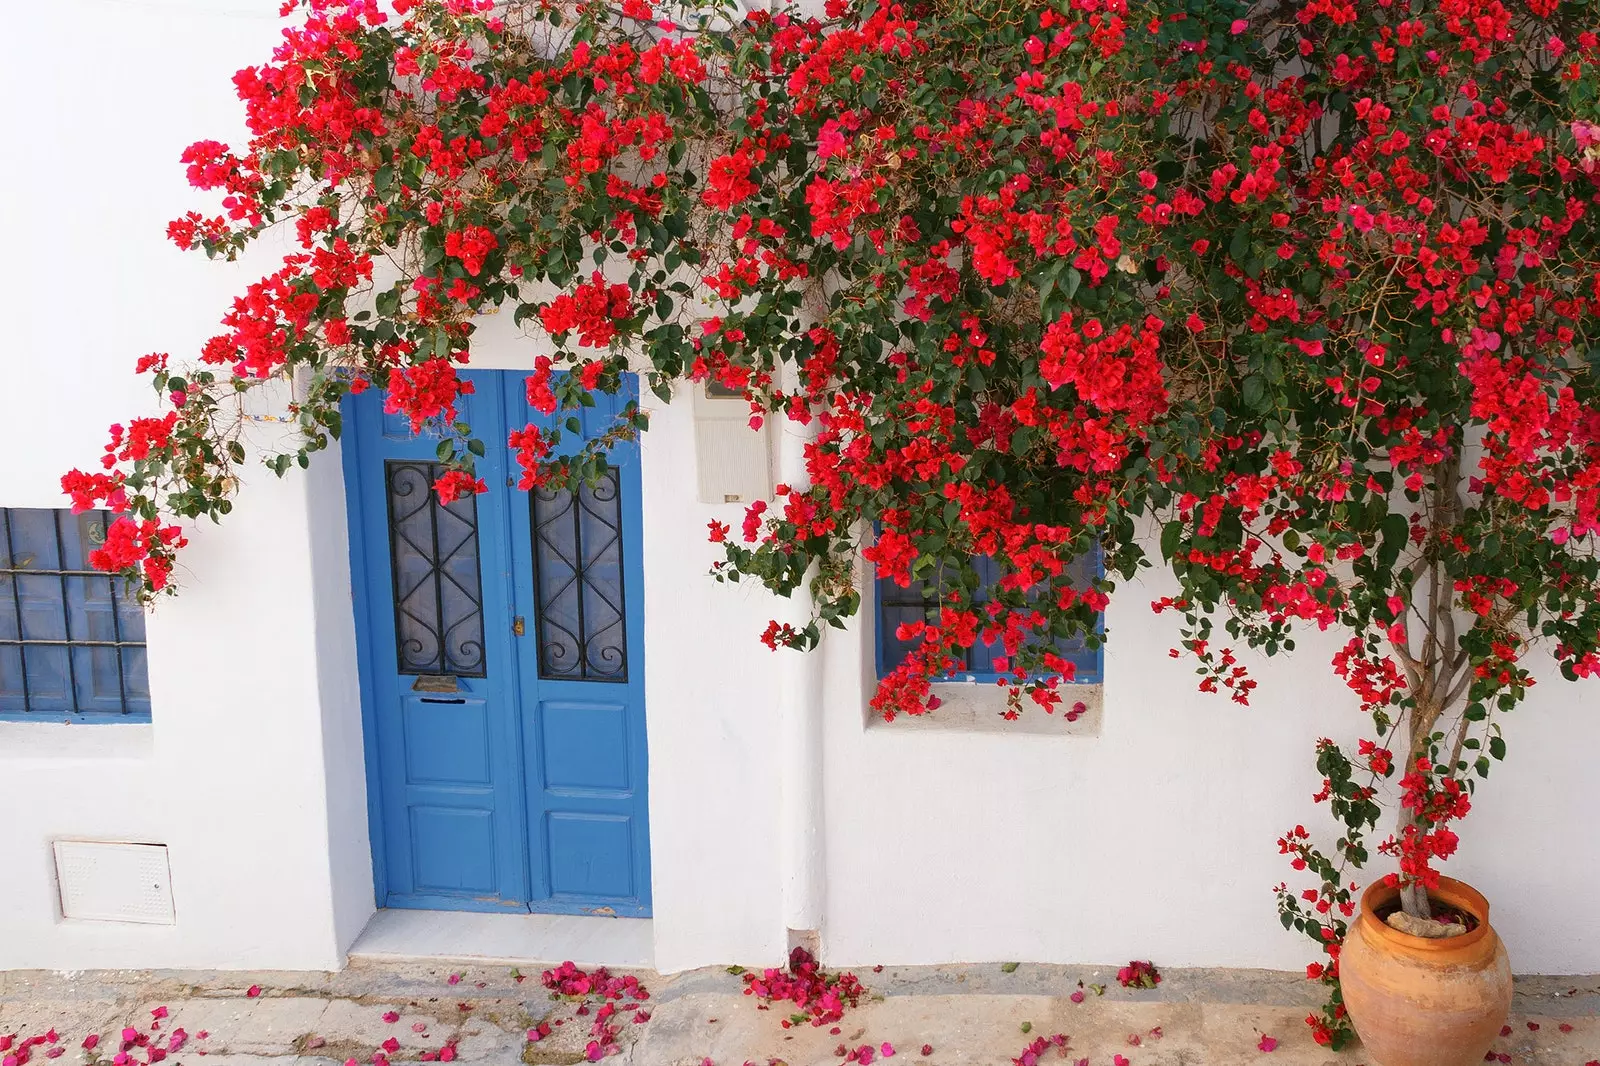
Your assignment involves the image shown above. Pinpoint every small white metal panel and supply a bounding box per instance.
[54,841,175,924]
[693,385,773,504]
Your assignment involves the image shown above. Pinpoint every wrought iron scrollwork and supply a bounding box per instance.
[385,461,487,677]
[531,469,628,682]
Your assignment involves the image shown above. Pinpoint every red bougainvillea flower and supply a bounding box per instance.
[741,947,863,1027]
[71,1,1600,1053]
[1117,961,1161,989]
[433,470,487,504]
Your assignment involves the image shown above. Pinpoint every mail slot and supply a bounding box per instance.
[412,674,460,694]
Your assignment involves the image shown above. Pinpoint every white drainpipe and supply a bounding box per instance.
[775,379,825,943]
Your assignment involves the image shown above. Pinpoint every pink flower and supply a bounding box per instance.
[1069,989,1085,1004]
[881,1042,896,1057]
[82,1036,99,1051]
[383,1012,400,1024]
[246,985,262,998]
[448,973,462,985]
[818,121,849,160]
[382,1038,401,1053]
[1230,18,1248,33]
[1258,1034,1278,1052]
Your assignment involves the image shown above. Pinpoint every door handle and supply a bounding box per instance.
[513,616,526,637]
[418,696,466,705]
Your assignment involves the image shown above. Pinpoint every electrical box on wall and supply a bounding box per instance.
[693,381,773,504]
[54,840,175,924]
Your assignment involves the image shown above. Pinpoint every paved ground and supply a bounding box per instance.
[2,961,1597,1066]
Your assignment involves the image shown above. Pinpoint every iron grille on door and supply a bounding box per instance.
[385,461,487,677]
[530,470,628,682]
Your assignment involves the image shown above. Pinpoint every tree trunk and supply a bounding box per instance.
[1397,801,1433,920]
[1397,709,1438,920]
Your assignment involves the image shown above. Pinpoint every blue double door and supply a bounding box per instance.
[344,371,651,916]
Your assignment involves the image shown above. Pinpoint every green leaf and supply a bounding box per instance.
[1241,375,1265,410]
[1228,224,1251,263]
[1161,520,1183,560]
[436,438,455,461]
[1000,961,1019,973]
[1488,736,1506,760]
[1061,267,1082,302]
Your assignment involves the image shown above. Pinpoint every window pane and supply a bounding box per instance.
[531,469,629,682]
[385,461,488,677]
[876,546,1102,681]
[0,508,151,719]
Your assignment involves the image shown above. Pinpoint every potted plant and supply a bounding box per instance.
[67,0,1600,1060]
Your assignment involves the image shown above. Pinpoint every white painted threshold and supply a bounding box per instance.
[348,908,654,970]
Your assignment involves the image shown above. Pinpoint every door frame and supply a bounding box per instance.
[340,370,652,914]
[343,401,392,907]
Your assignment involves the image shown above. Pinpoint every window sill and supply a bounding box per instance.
[0,719,155,761]
[864,681,1103,736]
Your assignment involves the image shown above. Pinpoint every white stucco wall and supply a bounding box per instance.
[3,0,1598,981]
[0,0,373,971]
[818,573,1600,975]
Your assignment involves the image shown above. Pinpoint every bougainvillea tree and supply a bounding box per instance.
[66,0,1600,1046]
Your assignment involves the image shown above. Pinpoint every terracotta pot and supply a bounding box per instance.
[1340,876,1512,1066]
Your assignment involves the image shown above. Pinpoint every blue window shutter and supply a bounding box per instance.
[0,508,151,721]
[875,544,1103,684]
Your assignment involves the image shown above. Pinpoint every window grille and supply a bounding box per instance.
[876,546,1103,683]
[0,509,150,720]
[531,470,629,682]
[384,461,488,678]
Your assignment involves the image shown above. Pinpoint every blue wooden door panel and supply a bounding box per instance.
[506,374,652,916]
[346,373,530,912]
[345,370,651,916]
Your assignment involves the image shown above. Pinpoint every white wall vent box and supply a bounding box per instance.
[693,381,773,504]
[54,840,175,924]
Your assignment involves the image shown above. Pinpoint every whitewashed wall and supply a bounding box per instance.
[0,0,373,970]
[818,576,1600,975]
[3,0,1597,980]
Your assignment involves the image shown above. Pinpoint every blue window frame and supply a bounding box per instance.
[0,508,151,722]
[875,546,1103,684]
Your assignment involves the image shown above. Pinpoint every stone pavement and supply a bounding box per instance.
[2,961,1597,1066]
